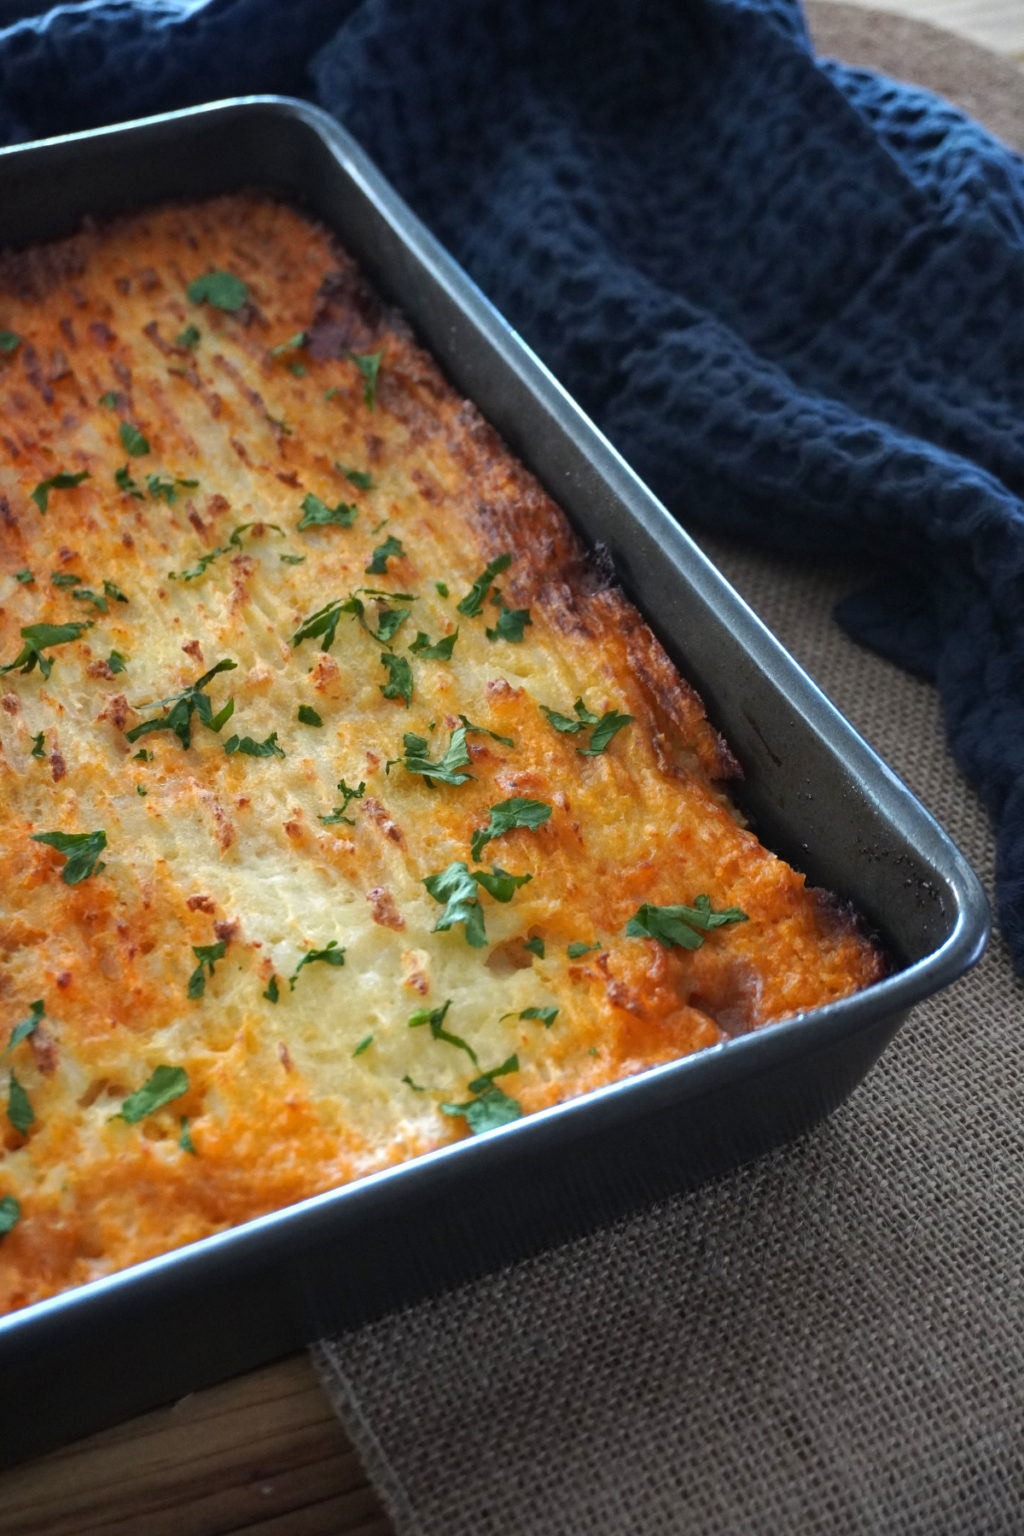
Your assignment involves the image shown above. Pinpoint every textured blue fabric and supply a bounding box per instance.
[1,0,1022,972]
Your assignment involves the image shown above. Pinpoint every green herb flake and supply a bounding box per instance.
[567,941,599,959]
[179,1116,197,1155]
[126,657,237,750]
[289,941,345,990]
[14,569,34,584]
[297,492,358,532]
[103,580,129,605]
[365,534,404,576]
[457,714,515,747]
[31,828,107,884]
[486,604,532,643]
[519,1005,559,1027]
[379,652,413,707]
[263,975,280,1004]
[542,697,634,755]
[293,599,345,652]
[186,270,249,312]
[119,1064,189,1124]
[107,650,128,674]
[114,464,144,499]
[434,580,449,598]
[524,936,545,959]
[3,1001,43,1060]
[175,324,201,350]
[7,1069,33,1136]
[424,860,488,948]
[625,896,749,951]
[409,629,457,660]
[29,731,45,759]
[50,571,81,589]
[270,331,306,358]
[297,704,323,727]
[133,749,154,762]
[441,1082,522,1135]
[336,462,373,490]
[147,473,198,506]
[0,1194,20,1237]
[224,731,285,760]
[348,348,383,410]
[319,778,366,826]
[402,1074,426,1093]
[388,725,473,786]
[280,553,306,566]
[471,797,551,863]
[408,999,478,1067]
[474,866,532,902]
[187,940,226,1000]
[118,421,150,457]
[0,330,21,354]
[71,587,107,614]
[457,553,512,618]
[1,620,90,680]
[30,470,90,514]
[98,390,119,408]
[353,1034,374,1057]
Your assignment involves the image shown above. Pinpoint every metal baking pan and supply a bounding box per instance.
[0,97,988,1464]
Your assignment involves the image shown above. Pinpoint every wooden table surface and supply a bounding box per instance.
[2,6,1021,1533]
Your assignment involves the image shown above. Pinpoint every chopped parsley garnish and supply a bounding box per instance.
[188,940,226,999]
[435,580,449,598]
[470,797,551,862]
[270,331,305,357]
[441,1057,522,1134]
[388,725,473,786]
[0,1195,20,1237]
[104,579,129,604]
[625,896,748,950]
[297,493,358,531]
[108,649,128,674]
[280,553,305,565]
[289,941,345,989]
[523,936,545,958]
[424,860,531,948]
[486,605,532,643]
[30,470,90,514]
[7,1069,33,1136]
[457,553,512,618]
[408,999,479,1066]
[0,330,21,353]
[179,1117,197,1155]
[293,598,345,651]
[403,1074,426,1093]
[175,324,200,350]
[263,975,280,1004]
[541,697,634,755]
[457,714,515,747]
[510,1005,559,1028]
[146,473,199,506]
[115,464,144,498]
[379,652,413,706]
[319,778,366,825]
[99,390,119,408]
[348,348,383,410]
[1,620,90,680]
[3,1001,43,1060]
[118,1065,189,1123]
[50,572,80,588]
[567,941,599,959]
[409,629,457,660]
[13,569,33,584]
[352,1034,373,1057]
[118,421,149,457]
[186,270,249,312]
[297,704,323,727]
[224,731,285,759]
[336,462,373,490]
[169,521,280,581]
[126,657,237,749]
[137,785,147,796]
[365,534,404,575]
[31,828,107,884]
[29,731,45,759]
[133,749,153,762]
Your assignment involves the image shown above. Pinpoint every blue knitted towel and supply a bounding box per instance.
[1,0,1022,972]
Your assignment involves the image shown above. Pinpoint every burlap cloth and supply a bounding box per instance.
[315,11,1024,1532]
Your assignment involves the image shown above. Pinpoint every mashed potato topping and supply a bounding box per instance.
[0,196,883,1311]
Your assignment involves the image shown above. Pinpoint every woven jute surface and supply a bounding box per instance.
[316,12,1024,1532]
